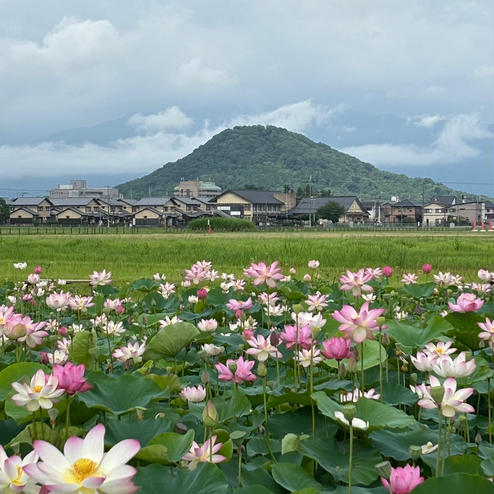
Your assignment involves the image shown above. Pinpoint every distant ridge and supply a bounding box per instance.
[118,125,467,200]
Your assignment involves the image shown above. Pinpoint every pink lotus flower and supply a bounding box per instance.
[423,341,456,358]
[321,337,352,360]
[411,351,436,372]
[243,261,284,288]
[430,352,476,378]
[365,267,383,280]
[16,318,49,348]
[339,269,374,296]
[422,263,432,274]
[197,318,218,332]
[258,291,279,306]
[381,465,424,494]
[245,334,282,362]
[11,369,64,412]
[182,435,226,470]
[46,292,71,311]
[401,273,418,285]
[448,293,484,313]
[215,356,257,383]
[0,446,39,493]
[332,302,385,343]
[27,273,40,284]
[180,385,206,403]
[226,298,253,311]
[89,269,112,286]
[478,269,493,282]
[69,295,95,312]
[478,317,494,347]
[297,347,322,367]
[305,292,329,312]
[308,260,320,269]
[416,375,475,417]
[53,362,92,395]
[382,266,393,277]
[279,324,313,349]
[0,305,15,330]
[197,288,208,299]
[23,423,140,493]
[113,340,147,367]
[34,265,43,274]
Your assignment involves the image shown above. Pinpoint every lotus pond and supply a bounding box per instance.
[0,261,492,494]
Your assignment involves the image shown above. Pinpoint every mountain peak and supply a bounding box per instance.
[118,125,464,201]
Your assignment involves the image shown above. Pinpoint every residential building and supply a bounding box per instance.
[50,180,121,200]
[9,197,53,223]
[173,180,222,199]
[423,201,451,226]
[380,200,423,224]
[215,190,288,223]
[289,196,369,223]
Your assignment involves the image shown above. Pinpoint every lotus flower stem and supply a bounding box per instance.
[237,444,243,487]
[262,377,269,434]
[310,347,315,436]
[348,423,354,494]
[435,414,442,477]
[360,342,365,391]
[378,328,383,396]
[488,375,492,444]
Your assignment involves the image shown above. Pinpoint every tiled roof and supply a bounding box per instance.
[226,190,283,205]
[289,196,367,215]
[136,197,171,206]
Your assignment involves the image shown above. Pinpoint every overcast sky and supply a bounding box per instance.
[0,0,492,192]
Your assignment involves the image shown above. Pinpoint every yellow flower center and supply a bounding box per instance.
[12,466,24,486]
[66,458,99,484]
[32,385,43,393]
[436,348,443,355]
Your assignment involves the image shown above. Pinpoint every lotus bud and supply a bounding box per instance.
[409,445,422,461]
[375,460,392,479]
[257,362,267,377]
[201,370,210,385]
[58,326,68,336]
[292,303,304,314]
[475,433,482,445]
[338,361,347,379]
[302,274,311,283]
[289,267,296,275]
[430,386,445,404]
[197,288,208,300]
[202,400,218,427]
[48,408,59,426]
[342,403,356,422]
[6,324,27,339]
[269,330,279,346]
[347,354,358,373]
[40,351,49,364]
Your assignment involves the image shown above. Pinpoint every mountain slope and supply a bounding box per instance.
[117,125,466,200]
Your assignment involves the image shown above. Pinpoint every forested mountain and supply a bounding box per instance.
[118,125,466,200]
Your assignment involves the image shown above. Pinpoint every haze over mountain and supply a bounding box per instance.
[117,125,469,201]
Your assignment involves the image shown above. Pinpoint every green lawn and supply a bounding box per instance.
[0,231,492,283]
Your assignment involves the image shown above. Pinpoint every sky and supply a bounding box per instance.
[0,0,492,197]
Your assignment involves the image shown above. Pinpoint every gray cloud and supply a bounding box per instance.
[342,114,491,166]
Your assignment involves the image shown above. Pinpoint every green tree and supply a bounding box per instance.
[0,198,9,224]
[316,201,345,223]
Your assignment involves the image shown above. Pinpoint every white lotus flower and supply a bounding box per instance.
[24,424,140,493]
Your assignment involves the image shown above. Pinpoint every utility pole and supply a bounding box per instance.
[106,185,110,228]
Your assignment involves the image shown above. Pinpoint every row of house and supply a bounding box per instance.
[6,191,493,227]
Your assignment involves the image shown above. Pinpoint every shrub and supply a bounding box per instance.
[188,217,256,232]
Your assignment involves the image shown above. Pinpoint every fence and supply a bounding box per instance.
[0,223,478,235]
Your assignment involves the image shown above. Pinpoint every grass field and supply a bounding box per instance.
[1,231,492,283]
